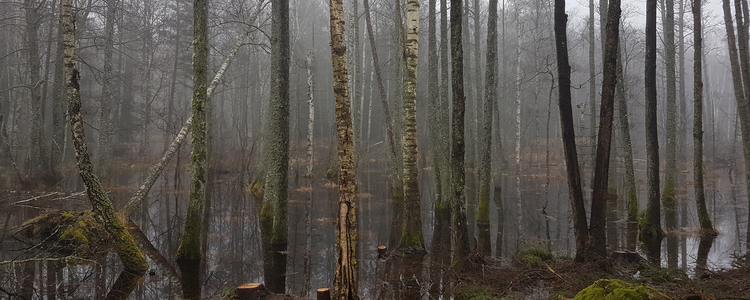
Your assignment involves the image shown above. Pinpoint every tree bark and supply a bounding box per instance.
[96,0,116,178]
[329,0,358,298]
[451,0,471,266]
[615,43,637,252]
[400,0,424,250]
[478,0,498,257]
[554,0,589,262]
[62,0,148,274]
[642,0,664,266]
[662,0,679,269]
[176,0,209,264]
[692,0,715,234]
[589,0,620,260]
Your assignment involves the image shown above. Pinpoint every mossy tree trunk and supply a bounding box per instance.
[451,0,471,266]
[692,0,715,234]
[260,0,290,293]
[642,0,664,266]
[478,0,498,257]
[400,0,424,250]
[662,0,679,269]
[587,0,596,174]
[62,0,148,274]
[177,0,208,267]
[589,0,621,260]
[733,0,750,253]
[329,0,358,298]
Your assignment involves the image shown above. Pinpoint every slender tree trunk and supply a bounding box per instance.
[51,0,66,172]
[451,0,471,267]
[478,0,498,257]
[177,0,209,267]
[62,0,148,274]
[514,3,523,246]
[662,0,679,269]
[588,0,597,174]
[329,0,358,298]
[400,0,424,250]
[692,0,714,234]
[25,0,49,181]
[735,0,750,252]
[96,0,116,178]
[642,0,664,266]
[363,0,397,159]
[440,0,451,210]
[554,0,588,262]
[615,42,637,251]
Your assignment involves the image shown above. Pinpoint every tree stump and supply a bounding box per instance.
[377,245,388,258]
[316,288,331,300]
[237,283,271,300]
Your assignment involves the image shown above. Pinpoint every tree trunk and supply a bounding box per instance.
[478,0,498,257]
[176,0,209,265]
[400,0,424,250]
[96,0,116,178]
[62,0,148,274]
[692,0,715,234]
[615,43,638,252]
[451,0,471,267]
[25,0,49,182]
[329,0,358,298]
[588,0,596,175]
[642,0,664,266]
[589,0,620,260]
[554,0,589,262]
[661,0,679,269]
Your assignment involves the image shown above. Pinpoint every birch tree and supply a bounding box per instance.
[329,0,358,297]
[400,0,424,250]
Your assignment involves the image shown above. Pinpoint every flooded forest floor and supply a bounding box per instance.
[2,140,750,299]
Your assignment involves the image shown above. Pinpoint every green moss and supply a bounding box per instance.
[222,286,239,300]
[661,180,676,202]
[453,284,504,300]
[574,279,670,300]
[61,226,89,244]
[519,247,554,267]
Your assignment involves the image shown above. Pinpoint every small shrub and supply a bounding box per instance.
[453,284,504,300]
[519,247,555,268]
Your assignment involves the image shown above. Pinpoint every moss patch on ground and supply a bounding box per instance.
[574,279,670,300]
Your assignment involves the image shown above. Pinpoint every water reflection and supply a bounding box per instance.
[0,155,747,298]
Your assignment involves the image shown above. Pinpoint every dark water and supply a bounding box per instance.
[0,155,747,299]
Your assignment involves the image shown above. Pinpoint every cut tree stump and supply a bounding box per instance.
[316,288,330,300]
[237,283,271,300]
[377,245,388,258]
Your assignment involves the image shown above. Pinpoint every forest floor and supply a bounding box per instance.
[446,253,750,299]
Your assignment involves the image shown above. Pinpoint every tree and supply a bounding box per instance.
[96,0,116,179]
[720,0,750,251]
[62,0,148,275]
[260,0,290,292]
[589,0,621,260]
[554,0,588,263]
[400,0,424,250]
[329,0,357,298]
[478,0,498,256]
[451,0,471,266]
[662,0,679,269]
[25,0,49,183]
[615,41,638,251]
[692,0,714,234]
[177,0,208,268]
[642,0,665,265]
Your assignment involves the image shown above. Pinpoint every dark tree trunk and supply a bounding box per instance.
[589,0,621,260]
[554,0,589,262]
[642,0,664,266]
